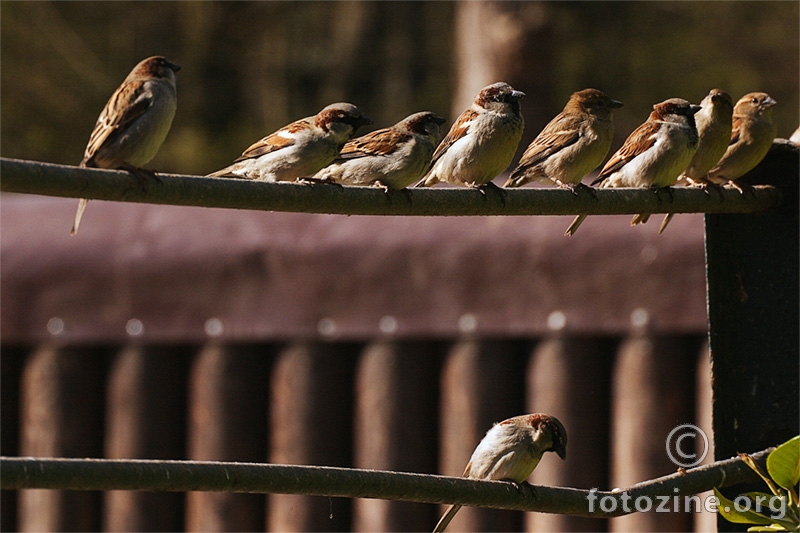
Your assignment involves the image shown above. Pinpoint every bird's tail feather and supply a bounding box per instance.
[433,504,462,533]
[659,213,675,234]
[70,198,89,236]
[564,214,587,236]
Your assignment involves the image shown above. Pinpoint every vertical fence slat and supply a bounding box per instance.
[704,144,800,533]
[438,339,528,532]
[186,344,271,532]
[104,346,190,532]
[1,348,25,532]
[526,336,614,532]
[267,342,356,532]
[609,335,698,532]
[694,342,716,533]
[18,346,109,532]
[353,341,441,531]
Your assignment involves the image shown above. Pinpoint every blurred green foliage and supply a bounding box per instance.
[1,1,797,176]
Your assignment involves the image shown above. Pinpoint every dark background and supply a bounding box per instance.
[2,1,797,177]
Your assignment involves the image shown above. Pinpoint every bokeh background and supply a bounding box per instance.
[2,1,798,174]
[1,2,798,532]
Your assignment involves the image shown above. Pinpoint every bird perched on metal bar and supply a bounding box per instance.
[207,103,372,182]
[416,82,525,197]
[505,88,623,193]
[703,92,777,192]
[433,413,567,533]
[312,111,445,191]
[71,56,180,235]
[660,88,733,233]
[565,98,700,236]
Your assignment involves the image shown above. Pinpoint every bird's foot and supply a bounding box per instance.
[296,177,343,187]
[728,181,756,197]
[652,186,674,205]
[504,479,537,499]
[121,165,160,192]
[565,182,597,199]
[473,181,507,207]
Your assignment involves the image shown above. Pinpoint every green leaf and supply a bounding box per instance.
[742,453,783,495]
[715,488,775,525]
[767,436,800,492]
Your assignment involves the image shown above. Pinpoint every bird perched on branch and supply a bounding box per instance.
[71,56,180,235]
[703,92,777,192]
[565,98,700,236]
[416,82,524,194]
[207,103,372,182]
[505,88,623,192]
[660,88,733,233]
[312,111,445,191]
[433,413,567,533]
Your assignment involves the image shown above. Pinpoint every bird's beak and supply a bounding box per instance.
[764,97,778,108]
[512,90,526,100]
[689,104,702,114]
[610,99,624,109]
[555,444,567,460]
[168,61,182,73]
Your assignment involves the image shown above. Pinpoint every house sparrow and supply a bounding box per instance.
[71,56,180,235]
[703,92,777,192]
[505,88,623,191]
[660,89,733,233]
[433,413,567,533]
[207,103,372,181]
[565,98,700,235]
[416,82,524,191]
[312,111,445,190]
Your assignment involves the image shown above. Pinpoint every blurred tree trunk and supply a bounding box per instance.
[453,1,555,165]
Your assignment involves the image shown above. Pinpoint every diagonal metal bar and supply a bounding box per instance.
[0,157,780,217]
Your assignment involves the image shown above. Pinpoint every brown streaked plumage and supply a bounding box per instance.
[417,82,525,190]
[565,98,700,235]
[314,111,445,190]
[505,88,623,191]
[71,56,180,236]
[704,92,777,192]
[207,103,372,182]
[433,413,567,533]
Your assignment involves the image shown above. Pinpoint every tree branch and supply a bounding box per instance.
[0,157,780,217]
[0,450,766,518]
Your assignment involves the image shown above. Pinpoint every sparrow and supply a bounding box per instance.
[207,103,372,181]
[416,82,525,192]
[703,92,777,192]
[433,413,567,533]
[565,98,701,235]
[660,89,733,233]
[312,111,446,191]
[505,88,623,192]
[71,56,180,235]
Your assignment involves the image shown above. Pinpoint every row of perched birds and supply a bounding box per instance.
[70,56,779,237]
